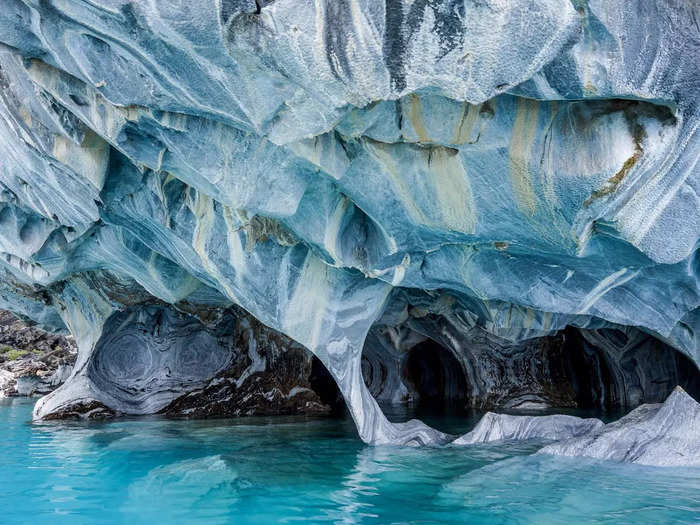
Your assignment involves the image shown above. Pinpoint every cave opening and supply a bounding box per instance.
[560,327,700,410]
[309,356,347,416]
[361,320,700,430]
[401,340,468,411]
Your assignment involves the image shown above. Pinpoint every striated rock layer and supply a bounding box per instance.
[34,300,340,420]
[452,412,604,445]
[539,387,700,467]
[0,1,698,445]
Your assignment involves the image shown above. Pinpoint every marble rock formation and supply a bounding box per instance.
[0,1,698,446]
[452,412,604,445]
[539,387,700,467]
[362,307,699,413]
[34,301,339,420]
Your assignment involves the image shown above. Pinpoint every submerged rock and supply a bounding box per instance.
[539,387,700,467]
[453,412,604,445]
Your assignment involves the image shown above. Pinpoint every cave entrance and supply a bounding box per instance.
[561,327,700,411]
[401,340,468,412]
[362,322,700,416]
[309,356,347,416]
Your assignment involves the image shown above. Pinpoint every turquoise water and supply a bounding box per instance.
[1,398,699,524]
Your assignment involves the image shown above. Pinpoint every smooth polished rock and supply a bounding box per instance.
[539,387,700,467]
[0,1,698,445]
[453,413,604,445]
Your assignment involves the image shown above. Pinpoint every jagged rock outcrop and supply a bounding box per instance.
[452,412,604,445]
[0,1,698,445]
[538,387,700,467]
[0,309,75,397]
[451,387,700,467]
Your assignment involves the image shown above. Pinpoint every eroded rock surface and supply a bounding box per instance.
[362,308,699,413]
[453,413,604,445]
[539,387,700,467]
[0,1,698,445]
[35,301,339,420]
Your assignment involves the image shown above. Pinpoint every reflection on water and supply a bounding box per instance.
[1,397,698,524]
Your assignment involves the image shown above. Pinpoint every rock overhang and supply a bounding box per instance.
[0,0,697,445]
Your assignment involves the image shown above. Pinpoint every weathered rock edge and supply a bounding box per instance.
[538,387,700,467]
[0,310,75,397]
[452,387,700,467]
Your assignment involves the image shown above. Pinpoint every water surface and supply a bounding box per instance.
[1,398,698,524]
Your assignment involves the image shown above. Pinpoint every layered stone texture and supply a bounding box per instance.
[452,412,604,445]
[0,1,698,445]
[34,296,338,420]
[362,307,700,413]
[539,387,700,467]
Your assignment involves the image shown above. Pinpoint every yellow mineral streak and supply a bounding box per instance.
[222,206,247,283]
[523,307,536,329]
[283,255,330,350]
[191,192,238,302]
[366,140,475,234]
[51,129,109,190]
[540,101,559,207]
[430,148,476,234]
[509,97,540,215]
[17,105,32,127]
[583,148,641,206]
[451,102,481,144]
[407,93,430,143]
[365,140,428,226]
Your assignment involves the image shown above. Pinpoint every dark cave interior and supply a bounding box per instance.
[361,324,700,419]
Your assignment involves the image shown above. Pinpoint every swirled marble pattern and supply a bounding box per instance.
[34,300,337,419]
[87,307,233,413]
[0,1,698,447]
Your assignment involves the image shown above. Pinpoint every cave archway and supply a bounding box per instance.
[561,327,700,410]
[360,317,700,418]
[309,356,346,416]
[401,340,468,410]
